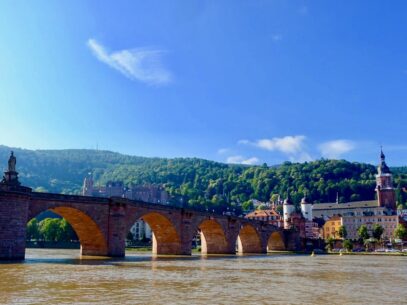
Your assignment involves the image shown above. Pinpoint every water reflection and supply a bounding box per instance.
[0,249,406,305]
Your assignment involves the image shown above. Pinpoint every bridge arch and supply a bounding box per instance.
[237,224,262,254]
[196,219,229,254]
[28,206,108,256]
[267,231,286,251]
[127,211,182,255]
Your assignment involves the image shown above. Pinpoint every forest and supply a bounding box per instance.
[1,145,406,213]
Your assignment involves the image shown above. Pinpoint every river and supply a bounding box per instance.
[0,249,406,305]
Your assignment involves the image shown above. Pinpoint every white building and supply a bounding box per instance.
[300,196,313,221]
[129,219,152,241]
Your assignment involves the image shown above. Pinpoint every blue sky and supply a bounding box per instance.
[0,1,406,165]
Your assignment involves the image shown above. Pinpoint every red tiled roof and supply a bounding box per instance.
[245,209,280,218]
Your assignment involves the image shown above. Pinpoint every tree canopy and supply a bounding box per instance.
[1,146,406,212]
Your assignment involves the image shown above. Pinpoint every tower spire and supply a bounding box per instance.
[380,145,385,161]
[378,147,390,175]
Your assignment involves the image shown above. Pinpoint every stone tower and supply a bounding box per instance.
[283,193,295,229]
[375,148,396,210]
[82,173,94,196]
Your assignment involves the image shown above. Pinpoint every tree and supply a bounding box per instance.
[325,236,335,252]
[394,224,407,240]
[242,200,254,212]
[126,231,134,241]
[39,218,61,242]
[27,218,40,241]
[257,204,268,210]
[343,239,353,252]
[270,194,279,204]
[372,224,384,241]
[59,219,77,242]
[364,237,378,251]
[34,186,49,193]
[357,225,369,242]
[338,225,348,239]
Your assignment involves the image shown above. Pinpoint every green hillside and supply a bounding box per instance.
[0,145,406,212]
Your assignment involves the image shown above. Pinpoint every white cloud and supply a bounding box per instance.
[319,140,355,159]
[226,155,260,165]
[87,38,172,85]
[238,135,312,163]
[240,135,306,154]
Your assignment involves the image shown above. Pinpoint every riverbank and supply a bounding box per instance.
[328,251,407,256]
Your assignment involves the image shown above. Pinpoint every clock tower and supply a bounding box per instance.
[375,148,396,210]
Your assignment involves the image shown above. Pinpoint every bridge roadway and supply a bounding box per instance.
[0,189,300,260]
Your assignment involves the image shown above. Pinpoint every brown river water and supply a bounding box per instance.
[0,249,406,305]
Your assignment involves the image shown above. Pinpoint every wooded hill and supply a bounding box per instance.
[1,145,406,212]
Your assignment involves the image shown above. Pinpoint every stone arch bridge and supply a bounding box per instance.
[0,190,300,260]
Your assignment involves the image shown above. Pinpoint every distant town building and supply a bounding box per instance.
[245,209,283,228]
[82,174,169,203]
[81,174,170,242]
[322,215,342,239]
[283,194,320,239]
[313,200,386,220]
[342,214,399,240]
[129,219,152,241]
[82,174,93,196]
[318,149,401,241]
[314,149,397,219]
[126,184,169,204]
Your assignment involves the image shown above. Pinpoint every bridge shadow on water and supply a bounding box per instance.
[0,249,293,266]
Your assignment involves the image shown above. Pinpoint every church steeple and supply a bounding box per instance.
[378,146,391,175]
[375,148,396,210]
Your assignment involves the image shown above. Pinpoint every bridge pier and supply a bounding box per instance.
[283,230,301,251]
[0,192,30,260]
[106,202,127,257]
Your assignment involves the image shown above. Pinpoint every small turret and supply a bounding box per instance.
[283,191,295,229]
[300,193,313,221]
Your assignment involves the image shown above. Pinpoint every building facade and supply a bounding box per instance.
[322,215,342,239]
[245,209,283,228]
[129,219,152,241]
[342,214,399,240]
